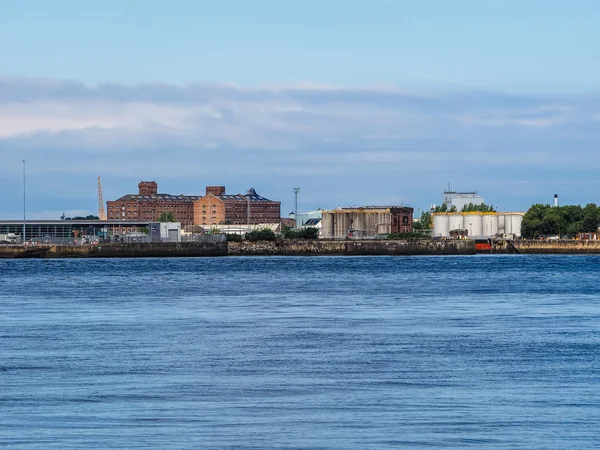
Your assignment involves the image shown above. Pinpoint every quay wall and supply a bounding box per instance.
[228,239,476,256]
[0,239,475,258]
[0,242,227,258]
[512,240,600,254]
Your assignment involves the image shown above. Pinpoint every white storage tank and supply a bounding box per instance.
[449,214,463,232]
[498,214,506,234]
[482,214,499,237]
[505,214,523,237]
[463,213,483,237]
[433,214,449,237]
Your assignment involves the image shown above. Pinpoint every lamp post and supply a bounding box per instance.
[22,160,26,244]
[293,188,300,228]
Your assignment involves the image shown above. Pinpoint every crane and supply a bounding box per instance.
[98,177,107,220]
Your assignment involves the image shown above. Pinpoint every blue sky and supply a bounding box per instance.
[1,0,600,218]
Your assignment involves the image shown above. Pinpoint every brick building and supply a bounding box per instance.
[107,181,201,226]
[193,186,281,226]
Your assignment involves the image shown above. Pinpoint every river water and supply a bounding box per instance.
[1,255,599,449]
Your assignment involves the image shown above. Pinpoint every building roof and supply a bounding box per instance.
[324,206,413,214]
[206,187,279,203]
[112,194,202,202]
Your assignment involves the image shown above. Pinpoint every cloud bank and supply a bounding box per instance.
[1,76,599,218]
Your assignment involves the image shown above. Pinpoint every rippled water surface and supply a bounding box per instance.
[1,255,600,449]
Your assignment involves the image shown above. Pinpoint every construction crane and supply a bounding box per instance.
[98,177,107,220]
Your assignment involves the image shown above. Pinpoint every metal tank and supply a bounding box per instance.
[449,214,463,232]
[433,214,449,237]
[482,214,499,237]
[497,214,506,234]
[463,213,483,237]
[505,214,523,237]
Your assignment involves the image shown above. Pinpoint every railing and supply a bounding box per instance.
[3,234,227,246]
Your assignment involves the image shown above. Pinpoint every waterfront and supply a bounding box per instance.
[1,256,600,449]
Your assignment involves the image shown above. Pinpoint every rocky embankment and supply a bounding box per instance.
[228,239,476,256]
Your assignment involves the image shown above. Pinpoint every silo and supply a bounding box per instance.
[449,214,463,232]
[463,213,483,237]
[433,214,449,237]
[482,214,499,237]
[498,214,506,234]
[506,214,523,237]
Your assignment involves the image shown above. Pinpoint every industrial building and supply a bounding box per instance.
[441,189,485,211]
[432,212,524,238]
[321,206,413,239]
[193,186,281,226]
[0,219,176,244]
[106,181,202,226]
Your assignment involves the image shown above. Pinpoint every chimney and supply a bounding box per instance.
[206,186,226,196]
[139,181,158,196]
[554,194,558,207]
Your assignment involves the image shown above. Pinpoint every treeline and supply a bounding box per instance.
[433,203,496,213]
[415,203,496,230]
[522,204,600,238]
[225,227,319,242]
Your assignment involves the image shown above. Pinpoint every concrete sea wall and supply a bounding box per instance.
[0,242,228,258]
[0,239,475,258]
[228,239,476,256]
[512,240,600,254]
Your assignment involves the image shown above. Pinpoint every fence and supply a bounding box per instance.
[4,233,227,246]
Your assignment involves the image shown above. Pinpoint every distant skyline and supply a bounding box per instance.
[1,1,600,218]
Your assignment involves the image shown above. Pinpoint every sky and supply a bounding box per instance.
[1,0,600,218]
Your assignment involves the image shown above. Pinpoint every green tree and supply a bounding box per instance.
[581,203,599,232]
[158,211,177,222]
[414,211,432,229]
[245,228,277,241]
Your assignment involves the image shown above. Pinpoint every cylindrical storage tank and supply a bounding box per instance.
[433,214,449,237]
[482,214,499,237]
[449,214,463,232]
[506,214,523,237]
[498,214,506,234]
[463,213,483,237]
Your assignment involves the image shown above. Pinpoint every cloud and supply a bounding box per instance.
[1,76,600,217]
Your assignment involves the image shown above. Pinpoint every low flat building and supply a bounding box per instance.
[321,206,414,239]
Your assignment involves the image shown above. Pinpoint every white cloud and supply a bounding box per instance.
[1,76,600,216]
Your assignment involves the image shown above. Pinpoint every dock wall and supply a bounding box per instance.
[228,239,475,256]
[0,239,475,258]
[512,240,600,254]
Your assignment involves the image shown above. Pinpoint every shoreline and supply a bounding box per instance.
[2,239,600,258]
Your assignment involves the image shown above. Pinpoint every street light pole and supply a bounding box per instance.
[22,160,26,244]
[293,188,300,227]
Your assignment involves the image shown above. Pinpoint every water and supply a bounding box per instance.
[1,255,599,449]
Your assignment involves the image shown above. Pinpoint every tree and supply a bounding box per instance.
[522,203,596,238]
[414,211,432,229]
[581,206,599,232]
[65,215,100,220]
[158,211,177,222]
[245,228,277,241]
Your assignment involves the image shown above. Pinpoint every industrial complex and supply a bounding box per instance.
[432,212,524,238]
[1,178,537,245]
